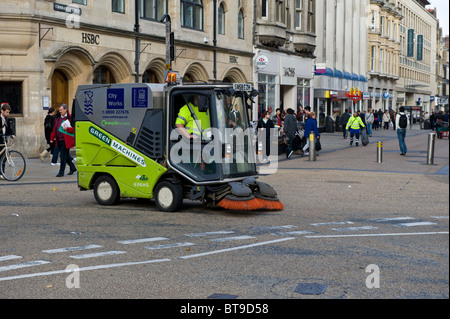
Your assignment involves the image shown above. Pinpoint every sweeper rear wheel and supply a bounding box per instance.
[154,181,183,212]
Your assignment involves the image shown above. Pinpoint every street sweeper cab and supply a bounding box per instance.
[73,78,283,212]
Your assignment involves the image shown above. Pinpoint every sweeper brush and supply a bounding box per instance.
[216,179,284,211]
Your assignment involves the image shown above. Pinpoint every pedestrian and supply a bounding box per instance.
[302,111,320,156]
[50,103,76,177]
[40,107,57,162]
[1,103,15,180]
[346,111,365,146]
[257,110,275,159]
[395,106,409,155]
[390,110,396,130]
[273,108,283,127]
[283,108,297,159]
[366,108,374,136]
[382,110,390,130]
[339,109,351,140]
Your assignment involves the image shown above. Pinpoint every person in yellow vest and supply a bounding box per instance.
[175,95,211,139]
[346,111,365,146]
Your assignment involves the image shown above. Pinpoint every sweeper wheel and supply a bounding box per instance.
[154,181,183,212]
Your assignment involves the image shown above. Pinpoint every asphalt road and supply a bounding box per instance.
[0,127,448,303]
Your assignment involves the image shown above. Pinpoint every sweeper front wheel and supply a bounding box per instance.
[154,181,183,212]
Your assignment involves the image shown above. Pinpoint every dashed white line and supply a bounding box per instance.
[145,242,194,250]
[332,226,378,232]
[42,245,102,254]
[70,251,127,259]
[210,235,256,242]
[118,237,169,244]
[305,232,449,239]
[371,217,415,222]
[185,231,235,237]
[311,221,354,226]
[0,255,22,262]
[395,222,437,227]
[0,260,50,273]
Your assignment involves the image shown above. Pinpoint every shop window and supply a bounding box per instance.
[181,0,203,31]
[297,78,311,113]
[0,82,22,115]
[257,74,276,119]
[93,66,116,84]
[139,0,166,20]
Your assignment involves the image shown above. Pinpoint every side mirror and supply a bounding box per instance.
[197,95,209,112]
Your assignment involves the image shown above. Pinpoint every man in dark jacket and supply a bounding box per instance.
[339,109,351,140]
[283,108,297,158]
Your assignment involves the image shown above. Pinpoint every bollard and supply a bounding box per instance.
[426,132,436,165]
[309,132,316,161]
[377,141,383,163]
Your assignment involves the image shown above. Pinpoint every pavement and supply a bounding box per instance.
[1,124,448,187]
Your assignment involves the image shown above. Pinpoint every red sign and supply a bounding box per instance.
[346,87,362,103]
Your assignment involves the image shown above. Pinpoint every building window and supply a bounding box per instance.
[181,0,203,31]
[238,9,244,39]
[307,0,315,32]
[112,0,124,13]
[0,82,22,115]
[218,3,225,35]
[72,0,87,5]
[371,46,375,71]
[139,0,166,20]
[261,0,268,19]
[295,0,302,29]
[93,66,116,84]
[379,49,383,74]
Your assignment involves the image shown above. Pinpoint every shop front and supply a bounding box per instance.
[253,50,313,122]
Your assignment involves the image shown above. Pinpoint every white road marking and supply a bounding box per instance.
[0,260,50,273]
[332,226,378,231]
[42,245,102,254]
[371,217,415,222]
[311,221,354,226]
[430,216,449,219]
[0,255,22,262]
[251,225,297,231]
[0,258,170,282]
[145,242,194,250]
[210,235,256,242]
[395,222,437,227]
[305,232,449,239]
[179,237,295,260]
[272,230,315,236]
[185,231,235,237]
[118,237,169,244]
[70,251,126,259]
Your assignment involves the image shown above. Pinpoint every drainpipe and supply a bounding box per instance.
[213,0,217,81]
[134,0,140,83]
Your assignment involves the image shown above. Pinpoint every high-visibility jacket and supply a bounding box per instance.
[175,103,211,137]
[346,115,365,130]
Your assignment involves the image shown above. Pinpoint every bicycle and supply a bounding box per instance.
[0,135,26,181]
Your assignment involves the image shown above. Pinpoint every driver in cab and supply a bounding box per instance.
[175,95,211,139]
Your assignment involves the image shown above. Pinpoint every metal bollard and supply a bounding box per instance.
[309,132,316,161]
[377,141,383,163]
[426,132,436,165]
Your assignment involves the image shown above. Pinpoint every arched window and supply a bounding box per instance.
[93,66,116,84]
[218,3,225,35]
[181,0,203,30]
[238,9,244,39]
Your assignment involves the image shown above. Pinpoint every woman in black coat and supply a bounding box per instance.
[257,110,275,157]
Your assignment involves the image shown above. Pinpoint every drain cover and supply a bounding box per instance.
[295,283,328,295]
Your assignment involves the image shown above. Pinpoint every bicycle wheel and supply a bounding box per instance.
[1,150,26,181]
